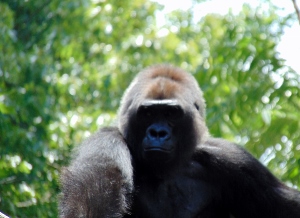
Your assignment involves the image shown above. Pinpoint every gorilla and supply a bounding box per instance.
[59,65,300,218]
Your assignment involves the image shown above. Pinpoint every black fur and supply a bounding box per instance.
[60,65,300,218]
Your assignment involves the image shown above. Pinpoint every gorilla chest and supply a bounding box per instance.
[132,172,221,218]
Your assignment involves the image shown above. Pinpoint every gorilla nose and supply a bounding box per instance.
[149,129,168,139]
[147,124,171,141]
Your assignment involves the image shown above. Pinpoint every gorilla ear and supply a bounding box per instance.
[194,103,200,111]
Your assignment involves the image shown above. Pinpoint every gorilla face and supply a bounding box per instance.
[128,99,196,172]
[118,65,208,172]
[137,99,184,163]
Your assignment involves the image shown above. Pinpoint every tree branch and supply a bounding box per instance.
[292,0,300,25]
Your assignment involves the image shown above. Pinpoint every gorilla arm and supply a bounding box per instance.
[194,138,300,218]
[59,127,133,218]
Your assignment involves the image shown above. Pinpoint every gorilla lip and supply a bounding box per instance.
[144,147,173,152]
[143,148,173,162]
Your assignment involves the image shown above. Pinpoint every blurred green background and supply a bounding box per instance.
[0,0,299,217]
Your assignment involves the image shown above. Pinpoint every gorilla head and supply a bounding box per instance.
[118,65,208,173]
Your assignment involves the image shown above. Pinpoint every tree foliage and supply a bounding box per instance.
[0,0,299,217]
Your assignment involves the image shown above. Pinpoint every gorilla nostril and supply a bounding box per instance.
[149,129,158,138]
[147,126,170,140]
[158,130,168,138]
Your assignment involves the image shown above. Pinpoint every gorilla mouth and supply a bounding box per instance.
[143,148,173,162]
[144,147,173,152]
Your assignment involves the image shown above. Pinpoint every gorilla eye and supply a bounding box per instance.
[194,103,199,111]
[137,106,153,118]
[146,110,152,117]
[164,107,183,120]
[164,111,173,118]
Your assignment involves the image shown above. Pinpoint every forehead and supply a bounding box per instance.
[140,66,194,100]
[147,66,188,82]
[145,78,182,99]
